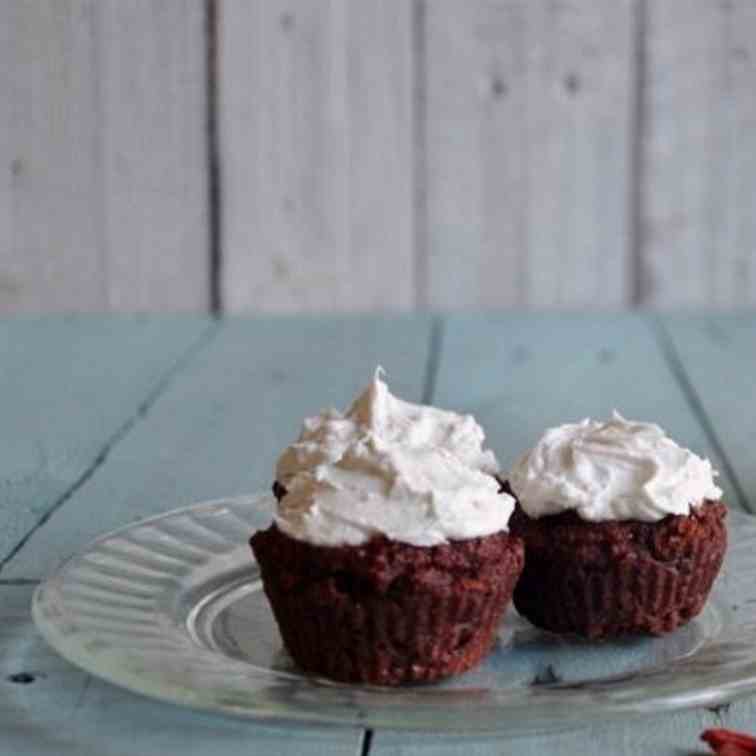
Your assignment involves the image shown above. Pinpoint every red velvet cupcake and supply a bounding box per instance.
[250,370,523,684]
[506,413,728,639]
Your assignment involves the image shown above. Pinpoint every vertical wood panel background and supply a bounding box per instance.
[219,0,415,311]
[422,0,634,308]
[0,0,208,313]
[640,0,756,305]
[1,0,755,313]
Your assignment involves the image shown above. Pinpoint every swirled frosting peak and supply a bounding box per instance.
[508,412,723,522]
[274,369,513,546]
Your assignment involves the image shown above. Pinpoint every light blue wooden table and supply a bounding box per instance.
[2,313,755,755]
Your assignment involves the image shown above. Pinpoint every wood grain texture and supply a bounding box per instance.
[661,314,755,511]
[0,317,212,569]
[3,316,431,579]
[0,0,208,313]
[0,1,104,311]
[220,0,415,312]
[640,0,756,306]
[97,0,209,310]
[0,585,364,756]
[422,0,634,309]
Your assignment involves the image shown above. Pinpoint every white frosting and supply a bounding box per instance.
[274,369,514,546]
[508,412,723,522]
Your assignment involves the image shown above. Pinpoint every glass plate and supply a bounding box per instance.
[33,495,756,735]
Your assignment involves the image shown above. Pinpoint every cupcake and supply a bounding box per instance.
[507,412,727,639]
[250,369,523,685]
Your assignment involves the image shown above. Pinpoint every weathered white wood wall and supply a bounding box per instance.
[1,0,755,312]
[421,1,634,308]
[219,0,415,311]
[0,0,209,312]
[641,0,756,305]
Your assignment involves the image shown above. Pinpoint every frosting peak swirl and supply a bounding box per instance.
[274,369,513,546]
[508,412,723,522]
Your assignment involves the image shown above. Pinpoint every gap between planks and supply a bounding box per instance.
[205,0,222,314]
[629,0,649,306]
[0,578,39,586]
[0,322,222,576]
[360,729,374,756]
[412,0,428,310]
[650,315,750,512]
[421,316,444,405]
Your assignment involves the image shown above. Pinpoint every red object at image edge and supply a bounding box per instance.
[702,728,756,755]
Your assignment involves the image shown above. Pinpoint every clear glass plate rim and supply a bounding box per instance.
[31,494,756,734]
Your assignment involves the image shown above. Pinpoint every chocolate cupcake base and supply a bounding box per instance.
[250,524,524,685]
[509,500,728,639]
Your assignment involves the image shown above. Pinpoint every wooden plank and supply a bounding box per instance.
[371,710,716,756]
[370,310,745,755]
[641,0,756,306]
[0,585,363,756]
[0,317,212,568]
[4,315,431,579]
[0,1,104,311]
[219,0,415,312]
[0,1,208,313]
[423,0,634,309]
[433,312,739,508]
[661,314,756,511]
[97,0,209,311]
